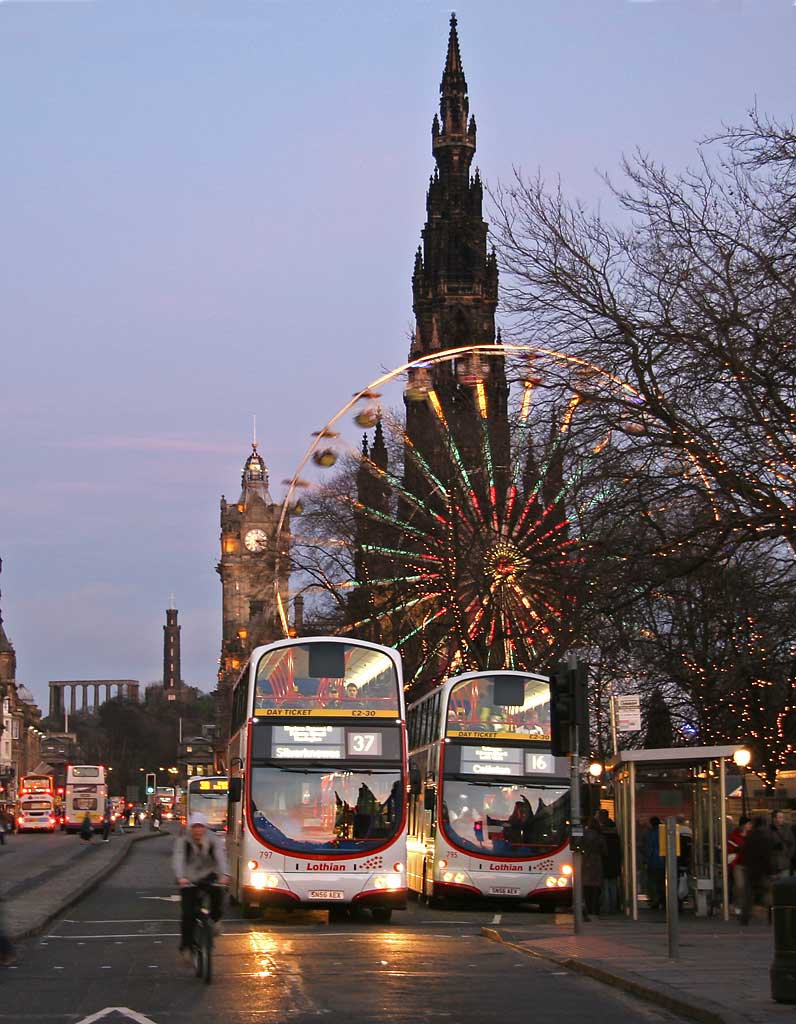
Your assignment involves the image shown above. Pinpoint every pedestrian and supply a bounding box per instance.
[597,808,622,914]
[728,815,751,914]
[79,811,93,843]
[740,816,774,925]
[101,803,112,843]
[582,817,607,917]
[770,811,795,879]
[642,816,666,910]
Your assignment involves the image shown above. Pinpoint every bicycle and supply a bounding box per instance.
[185,880,224,984]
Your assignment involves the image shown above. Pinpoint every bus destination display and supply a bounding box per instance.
[454,746,559,777]
[264,724,396,761]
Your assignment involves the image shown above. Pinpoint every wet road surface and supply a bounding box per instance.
[3,838,683,1024]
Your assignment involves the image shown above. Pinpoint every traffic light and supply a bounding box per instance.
[550,661,589,757]
[145,772,156,796]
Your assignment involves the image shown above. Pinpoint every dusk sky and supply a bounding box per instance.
[1,0,794,710]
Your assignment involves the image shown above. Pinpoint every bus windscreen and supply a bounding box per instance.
[441,781,569,857]
[445,675,551,742]
[249,767,403,854]
[253,642,399,718]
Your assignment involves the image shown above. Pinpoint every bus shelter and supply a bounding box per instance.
[610,745,744,922]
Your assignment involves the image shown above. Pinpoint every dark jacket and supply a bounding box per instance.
[770,822,795,874]
[600,820,622,880]
[744,826,774,882]
[582,825,607,887]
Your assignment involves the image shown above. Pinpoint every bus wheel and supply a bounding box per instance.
[371,908,392,924]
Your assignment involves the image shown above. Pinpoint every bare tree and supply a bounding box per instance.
[491,111,796,557]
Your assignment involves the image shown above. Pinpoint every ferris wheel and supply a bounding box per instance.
[275,343,704,692]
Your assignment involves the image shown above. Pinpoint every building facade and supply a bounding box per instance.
[0,557,45,799]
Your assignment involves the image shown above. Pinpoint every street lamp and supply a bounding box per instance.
[733,748,752,817]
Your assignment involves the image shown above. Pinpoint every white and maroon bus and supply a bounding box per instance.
[407,670,572,907]
[227,637,408,922]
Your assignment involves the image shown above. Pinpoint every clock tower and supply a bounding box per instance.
[216,441,289,734]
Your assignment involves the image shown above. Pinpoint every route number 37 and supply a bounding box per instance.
[347,732,382,756]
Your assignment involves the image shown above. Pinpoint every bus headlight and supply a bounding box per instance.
[557,876,569,887]
[561,863,573,876]
[545,876,558,888]
[250,869,281,890]
[373,873,403,890]
[441,869,471,886]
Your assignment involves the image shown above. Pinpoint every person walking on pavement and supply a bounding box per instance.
[728,815,751,914]
[597,808,622,914]
[740,816,774,925]
[770,811,794,879]
[101,803,112,843]
[582,817,607,917]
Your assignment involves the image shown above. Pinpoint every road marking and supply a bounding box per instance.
[76,1009,160,1024]
[141,895,180,903]
[49,932,181,939]
[491,914,502,924]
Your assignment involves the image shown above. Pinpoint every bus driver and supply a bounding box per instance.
[173,812,230,963]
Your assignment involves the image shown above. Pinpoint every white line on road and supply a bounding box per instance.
[49,932,181,939]
[76,1009,160,1024]
[59,918,245,924]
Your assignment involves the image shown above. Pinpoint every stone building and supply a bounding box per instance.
[163,604,184,700]
[0,557,44,799]
[216,441,290,735]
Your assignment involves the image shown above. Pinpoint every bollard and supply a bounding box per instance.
[771,876,796,1002]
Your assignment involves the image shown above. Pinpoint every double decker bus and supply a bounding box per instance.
[17,792,57,832]
[20,773,54,797]
[187,776,228,832]
[227,637,407,922]
[155,786,177,820]
[407,670,572,907]
[64,765,108,833]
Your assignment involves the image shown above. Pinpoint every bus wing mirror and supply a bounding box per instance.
[228,777,242,803]
[409,768,422,796]
[423,786,436,811]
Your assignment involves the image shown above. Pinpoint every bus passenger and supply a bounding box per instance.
[504,799,534,848]
[343,683,364,708]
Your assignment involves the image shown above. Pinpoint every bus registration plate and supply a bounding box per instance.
[489,886,521,896]
[308,890,345,900]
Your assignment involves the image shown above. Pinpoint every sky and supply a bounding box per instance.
[1,0,794,710]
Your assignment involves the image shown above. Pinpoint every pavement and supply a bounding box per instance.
[482,911,788,1024]
[2,825,166,942]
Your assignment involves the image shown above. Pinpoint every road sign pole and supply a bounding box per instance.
[571,721,584,934]
[568,653,584,934]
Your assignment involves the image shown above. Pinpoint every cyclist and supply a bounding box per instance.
[173,811,229,963]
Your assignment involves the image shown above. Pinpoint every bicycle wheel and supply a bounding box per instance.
[201,921,213,984]
[192,918,205,979]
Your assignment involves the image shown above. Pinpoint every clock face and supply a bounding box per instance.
[244,528,268,553]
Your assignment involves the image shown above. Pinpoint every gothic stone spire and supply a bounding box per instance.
[412,14,498,360]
